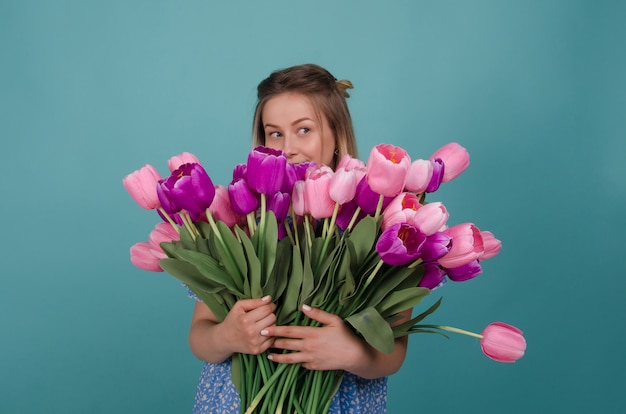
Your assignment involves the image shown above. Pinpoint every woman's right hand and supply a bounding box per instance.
[220,295,277,355]
[188,295,277,363]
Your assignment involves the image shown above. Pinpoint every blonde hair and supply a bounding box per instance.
[252,64,358,168]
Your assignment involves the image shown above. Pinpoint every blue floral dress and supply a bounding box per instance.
[188,292,387,413]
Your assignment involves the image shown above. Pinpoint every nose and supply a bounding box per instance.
[283,134,298,159]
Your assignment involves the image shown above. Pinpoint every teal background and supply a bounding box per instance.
[2,1,625,413]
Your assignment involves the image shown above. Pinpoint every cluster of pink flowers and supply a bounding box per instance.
[123,142,526,363]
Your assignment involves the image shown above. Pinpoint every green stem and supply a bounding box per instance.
[345,206,362,233]
[373,194,385,221]
[419,324,483,339]
[157,207,180,234]
[244,363,290,414]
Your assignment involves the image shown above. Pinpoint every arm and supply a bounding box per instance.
[262,305,411,379]
[188,295,277,364]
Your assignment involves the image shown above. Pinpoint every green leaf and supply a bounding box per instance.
[345,306,395,354]
[172,249,243,296]
[346,216,377,264]
[235,226,262,298]
[211,222,247,292]
[158,258,228,320]
[363,266,424,310]
[261,211,279,282]
[376,287,430,318]
[300,243,315,304]
[276,245,303,325]
[263,238,292,301]
[392,297,444,337]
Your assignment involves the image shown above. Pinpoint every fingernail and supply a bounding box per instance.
[262,295,271,301]
[302,304,311,312]
[267,354,274,361]
[260,329,269,336]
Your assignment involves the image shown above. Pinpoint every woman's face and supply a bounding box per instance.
[262,92,336,166]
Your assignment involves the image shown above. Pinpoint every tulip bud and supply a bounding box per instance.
[130,242,164,272]
[246,146,287,194]
[228,178,260,215]
[438,223,484,268]
[430,142,470,183]
[480,322,526,363]
[404,159,433,193]
[445,259,482,282]
[210,185,242,227]
[157,163,215,220]
[426,158,444,193]
[329,167,358,205]
[304,166,335,219]
[418,262,447,290]
[480,231,502,260]
[123,164,162,210]
[167,152,201,172]
[366,144,411,197]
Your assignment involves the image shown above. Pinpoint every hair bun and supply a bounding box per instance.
[335,79,353,97]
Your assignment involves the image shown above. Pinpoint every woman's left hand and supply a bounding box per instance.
[261,304,368,372]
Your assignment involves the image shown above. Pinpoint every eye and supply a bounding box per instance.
[267,131,283,139]
[297,127,310,135]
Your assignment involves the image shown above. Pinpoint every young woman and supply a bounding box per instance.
[188,64,411,413]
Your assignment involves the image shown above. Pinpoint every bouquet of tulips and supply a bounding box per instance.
[124,142,527,414]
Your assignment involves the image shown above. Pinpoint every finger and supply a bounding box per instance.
[235,295,272,312]
[262,325,307,339]
[301,304,341,326]
[244,302,276,322]
[267,351,306,365]
[272,338,303,352]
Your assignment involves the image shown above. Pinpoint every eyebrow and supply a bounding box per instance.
[264,117,315,129]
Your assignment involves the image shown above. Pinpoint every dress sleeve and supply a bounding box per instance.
[183,283,202,302]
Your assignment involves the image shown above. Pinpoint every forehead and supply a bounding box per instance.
[262,93,319,124]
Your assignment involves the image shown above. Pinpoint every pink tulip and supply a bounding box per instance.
[291,180,307,216]
[149,222,180,252]
[304,165,335,219]
[430,142,470,183]
[167,152,201,172]
[480,322,526,363]
[437,223,484,268]
[123,164,162,210]
[480,231,502,260]
[411,202,449,236]
[329,167,359,205]
[366,144,411,197]
[337,154,366,171]
[404,159,433,193]
[209,185,242,228]
[381,193,422,231]
[130,242,164,272]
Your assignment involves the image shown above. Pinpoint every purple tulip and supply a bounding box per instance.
[336,200,364,231]
[267,191,291,222]
[246,146,287,194]
[376,223,427,266]
[420,232,452,262]
[426,158,444,193]
[282,162,313,194]
[157,163,215,220]
[232,163,247,181]
[228,177,260,215]
[418,262,447,290]
[446,259,482,282]
[355,176,393,215]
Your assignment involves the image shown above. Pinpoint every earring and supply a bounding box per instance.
[334,148,339,155]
